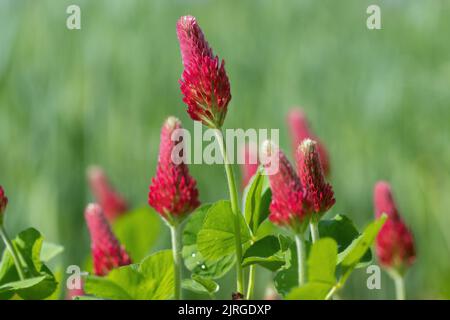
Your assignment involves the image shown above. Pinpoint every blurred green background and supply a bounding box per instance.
[1,0,449,299]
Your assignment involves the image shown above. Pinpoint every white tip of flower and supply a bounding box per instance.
[299,138,316,153]
[85,203,102,217]
[165,116,181,130]
[87,165,104,179]
[261,140,276,157]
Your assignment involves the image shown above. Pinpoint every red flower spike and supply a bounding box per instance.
[373,181,400,220]
[240,143,259,188]
[373,182,416,272]
[0,186,7,216]
[0,186,8,225]
[148,117,200,221]
[87,166,128,222]
[177,15,231,128]
[261,141,309,230]
[296,139,335,218]
[287,109,330,176]
[85,203,132,276]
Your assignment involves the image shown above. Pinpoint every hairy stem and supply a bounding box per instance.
[214,129,245,294]
[295,232,307,286]
[310,221,320,243]
[0,225,26,280]
[392,272,406,300]
[246,265,256,300]
[170,223,183,300]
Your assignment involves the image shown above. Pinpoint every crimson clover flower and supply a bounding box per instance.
[87,166,128,222]
[85,203,132,276]
[296,139,335,220]
[0,186,8,225]
[148,116,200,222]
[374,181,416,273]
[261,141,309,231]
[177,15,231,129]
[287,109,330,176]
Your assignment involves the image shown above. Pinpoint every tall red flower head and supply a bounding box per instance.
[85,203,131,276]
[0,186,8,224]
[373,182,416,273]
[148,117,200,222]
[87,166,128,222]
[177,15,231,129]
[261,141,309,231]
[287,109,330,176]
[240,143,259,188]
[296,139,335,219]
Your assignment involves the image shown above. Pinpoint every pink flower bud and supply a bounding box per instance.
[148,117,200,221]
[177,15,231,128]
[87,166,128,222]
[85,204,132,276]
[261,141,308,231]
[287,109,330,176]
[240,143,259,188]
[373,182,416,272]
[296,139,335,218]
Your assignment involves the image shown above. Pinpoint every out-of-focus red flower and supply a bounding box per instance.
[177,15,231,129]
[373,182,416,272]
[240,143,259,188]
[0,186,7,226]
[261,141,309,231]
[85,203,132,276]
[374,181,400,220]
[296,139,335,219]
[87,166,128,222]
[287,109,330,176]
[148,117,200,221]
[0,186,7,222]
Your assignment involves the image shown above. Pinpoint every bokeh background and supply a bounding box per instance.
[1,0,449,299]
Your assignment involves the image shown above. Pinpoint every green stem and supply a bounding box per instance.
[246,265,256,300]
[169,222,182,300]
[0,225,26,280]
[392,272,406,300]
[325,267,353,300]
[310,221,320,243]
[214,129,245,294]
[294,232,307,286]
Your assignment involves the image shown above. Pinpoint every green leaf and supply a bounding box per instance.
[283,239,337,300]
[0,276,47,293]
[182,274,219,295]
[0,228,58,300]
[307,238,338,285]
[113,207,162,262]
[138,250,174,300]
[40,242,64,262]
[274,238,312,297]
[243,168,271,233]
[197,201,251,261]
[339,214,387,267]
[182,204,235,279]
[85,250,173,300]
[85,273,135,300]
[319,214,371,267]
[242,235,290,271]
[286,282,333,300]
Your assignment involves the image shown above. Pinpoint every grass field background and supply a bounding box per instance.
[1,0,449,299]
